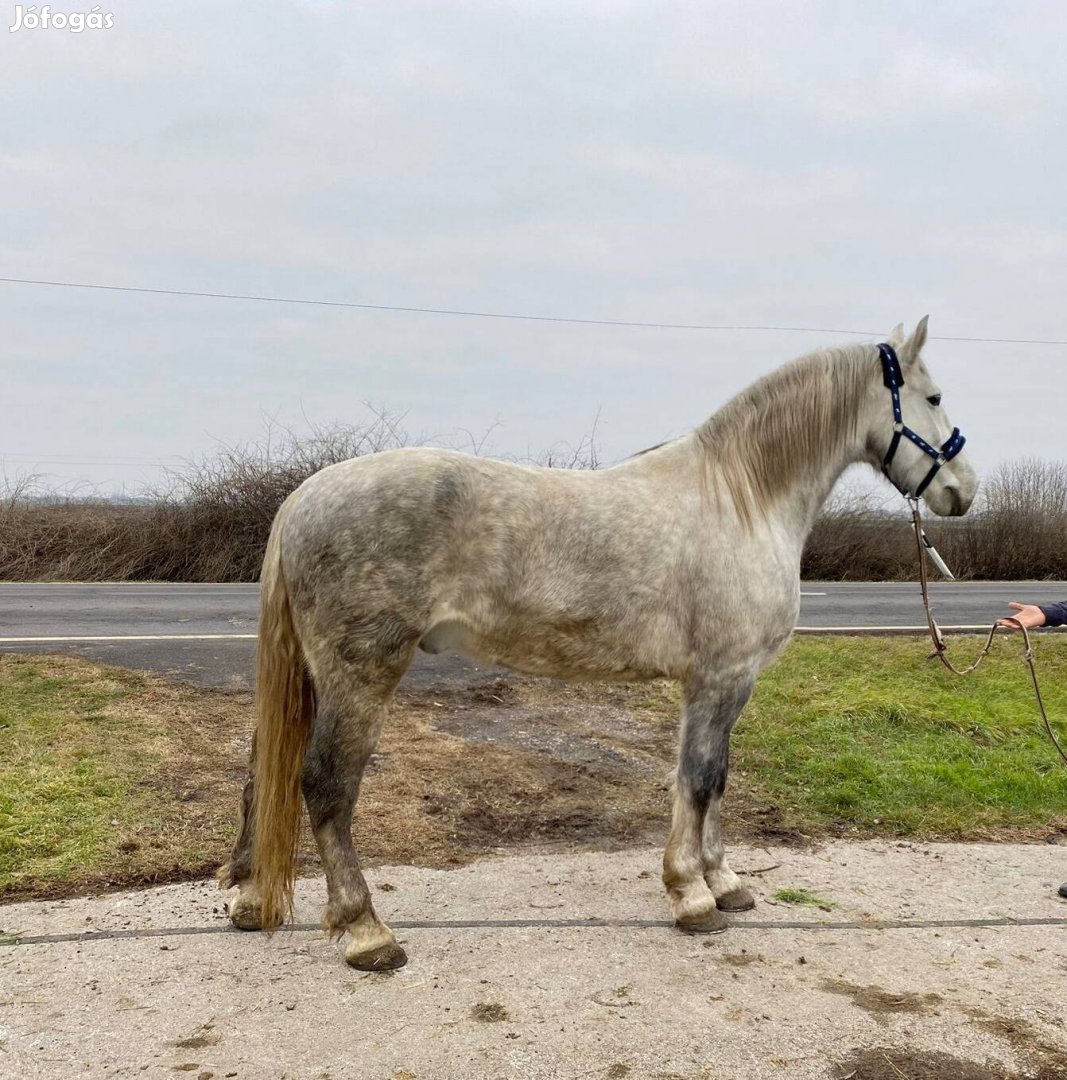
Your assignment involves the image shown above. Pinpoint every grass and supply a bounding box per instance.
[0,659,145,886]
[0,656,246,900]
[771,887,836,908]
[1,634,1066,902]
[734,635,1067,839]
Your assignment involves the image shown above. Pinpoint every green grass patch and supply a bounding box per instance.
[0,655,245,900]
[733,634,1067,839]
[771,887,836,908]
[0,657,162,893]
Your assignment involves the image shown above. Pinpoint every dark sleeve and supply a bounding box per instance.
[1039,602,1067,627]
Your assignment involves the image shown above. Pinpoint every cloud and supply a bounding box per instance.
[1,0,1065,492]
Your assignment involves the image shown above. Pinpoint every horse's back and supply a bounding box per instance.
[277,448,478,580]
[271,447,692,678]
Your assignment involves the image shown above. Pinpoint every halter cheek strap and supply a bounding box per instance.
[878,343,966,499]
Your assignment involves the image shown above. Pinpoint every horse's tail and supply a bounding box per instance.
[250,505,314,930]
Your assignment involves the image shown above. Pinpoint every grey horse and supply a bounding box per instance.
[220,317,976,970]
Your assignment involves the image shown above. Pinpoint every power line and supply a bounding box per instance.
[1,275,1064,346]
[2,453,178,467]
[0,275,872,333]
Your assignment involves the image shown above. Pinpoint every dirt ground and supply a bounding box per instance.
[5,654,1067,1079]
[5,665,702,902]
[4,653,1063,905]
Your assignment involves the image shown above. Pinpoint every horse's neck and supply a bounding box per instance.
[770,441,860,537]
[698,350,876,541]
[621,353,877,537]
[759,383,872,539]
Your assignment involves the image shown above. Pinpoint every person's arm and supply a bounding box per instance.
[998,601,1067,629]
[1039,601,1067,627]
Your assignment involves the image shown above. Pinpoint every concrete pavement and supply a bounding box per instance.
[2,841,1066,1079]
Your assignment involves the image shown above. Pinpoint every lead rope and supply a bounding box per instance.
[907,498,1067,768]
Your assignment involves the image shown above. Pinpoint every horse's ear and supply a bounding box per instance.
[903,315,929,361]
[886,323,905,346]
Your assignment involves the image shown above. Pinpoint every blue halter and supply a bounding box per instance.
[878,343,966,499]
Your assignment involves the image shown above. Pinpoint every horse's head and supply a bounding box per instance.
[867,316,977,517]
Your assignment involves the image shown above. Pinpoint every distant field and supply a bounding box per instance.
[1,635,1065,902]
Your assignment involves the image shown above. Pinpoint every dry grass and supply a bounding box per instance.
[3,634,1066,903]
[0,657,684,902]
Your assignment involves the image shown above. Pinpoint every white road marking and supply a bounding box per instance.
[0,582,251,587]
[3,626,1048,644]
[0,634,258,642]
[799,591,827,596]
[795,625,995,633]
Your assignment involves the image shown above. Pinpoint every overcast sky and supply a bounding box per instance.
[2,0,1065,498]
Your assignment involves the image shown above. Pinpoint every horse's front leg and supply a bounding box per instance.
[663,671,754,932]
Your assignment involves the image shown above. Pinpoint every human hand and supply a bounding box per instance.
[997,602,1046,630]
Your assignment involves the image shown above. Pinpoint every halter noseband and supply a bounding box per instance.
[878,343,965,500]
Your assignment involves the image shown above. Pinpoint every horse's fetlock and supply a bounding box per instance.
[671,891,721,925]
[322,895,370,937]
[664,870,718,923]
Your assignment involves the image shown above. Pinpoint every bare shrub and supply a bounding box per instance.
[801,490,914,581]
[5,445,1067,583]
[803,459,1067,581]
[0,413,412,582]
[931,458,1067,580]
[524,412,603,471]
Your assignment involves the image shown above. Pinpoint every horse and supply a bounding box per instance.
[219,316,977,970]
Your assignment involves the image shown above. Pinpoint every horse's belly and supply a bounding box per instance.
[418,618,472,656]
[418,611,669,681]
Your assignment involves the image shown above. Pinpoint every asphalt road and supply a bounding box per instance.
[1,581,1064,689]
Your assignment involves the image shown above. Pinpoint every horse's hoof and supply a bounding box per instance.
[715,886,756,912]
[676,908,729,935]
[346,940,408,971]
[226,895,263,931]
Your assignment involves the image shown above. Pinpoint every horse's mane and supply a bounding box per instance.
[695,344,874,527]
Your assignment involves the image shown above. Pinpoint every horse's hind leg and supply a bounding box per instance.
[301,657,410,971]
[663,671,754,932]
[220,732,263,929]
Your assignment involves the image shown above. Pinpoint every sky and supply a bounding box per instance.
[2,0,1065,498]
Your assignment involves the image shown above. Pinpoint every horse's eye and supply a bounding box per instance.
[927,394,942,407]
